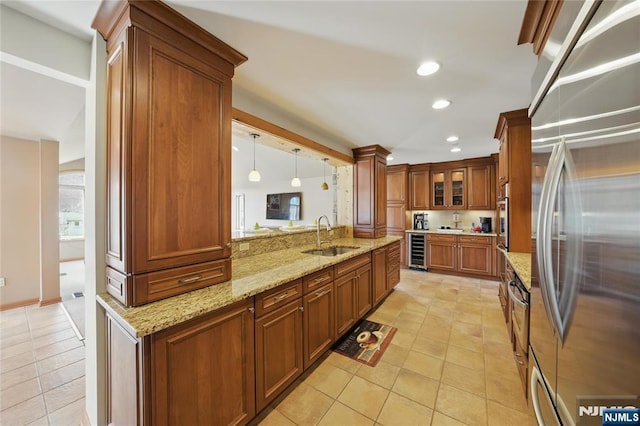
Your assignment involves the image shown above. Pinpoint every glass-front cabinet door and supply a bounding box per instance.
[431,169,466,209]
[450,169,466,208]
[431,172,446,208]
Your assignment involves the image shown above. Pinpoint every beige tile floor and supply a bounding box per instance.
[0,269,536,425]
[0,303,85,425]
[255,269,537,426]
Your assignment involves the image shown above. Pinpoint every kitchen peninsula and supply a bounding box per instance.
[99,232,402,424]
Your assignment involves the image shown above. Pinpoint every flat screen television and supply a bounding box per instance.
[266,192,302,220]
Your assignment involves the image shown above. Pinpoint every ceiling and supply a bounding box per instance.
[1,0,538,169]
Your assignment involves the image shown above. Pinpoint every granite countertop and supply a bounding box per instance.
[405,229,498,237]
[505,252,532,290]
[98,236,402,338]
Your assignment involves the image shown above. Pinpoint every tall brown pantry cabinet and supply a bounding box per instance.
[93,1,247,307]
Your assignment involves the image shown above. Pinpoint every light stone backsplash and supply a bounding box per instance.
[232,226,346,258]
[336,165,353,238]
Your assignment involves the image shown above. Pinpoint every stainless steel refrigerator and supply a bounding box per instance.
[529,1,640,425]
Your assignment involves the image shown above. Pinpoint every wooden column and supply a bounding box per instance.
[353,145,390,238]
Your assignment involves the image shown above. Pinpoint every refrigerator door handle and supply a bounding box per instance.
[539,139,583,344]
[536,143,562,332]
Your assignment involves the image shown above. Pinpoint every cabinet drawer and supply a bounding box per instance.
[458,235,491,245]
[131,259,231,306]
[334,253,371,277]
[426,234,456,243]
[387,268,400,288]
[387,241,401,256]
[303,267,334,294]
[255,279,302,317]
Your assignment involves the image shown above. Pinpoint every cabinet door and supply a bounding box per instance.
[427,240,456,271]
[303,282,335,369]
[335,272,357,337]
[458,243,492,276]
[467,165,494,210]
[372,248,388,306]
[355,263,372,318]
[255,300,303,411]
[431,171,446,209]
[450,169,466,209]
[498,136,509,185]
[387,169,407,204]
[409,170,430,210]
[386,204,406,233]
[151,300,255,426]
[131,29,231,273]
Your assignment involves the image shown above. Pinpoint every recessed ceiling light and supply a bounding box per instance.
[446,136,459,143]
[387,155,394,161]
[432,99,451,110]
[450,146,462,153]
[232,145,239,152]
[416,61,440,76]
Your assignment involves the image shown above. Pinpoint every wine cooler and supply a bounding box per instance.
[408,232,427,270]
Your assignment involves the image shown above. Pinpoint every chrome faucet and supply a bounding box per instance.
[317,215,332,248]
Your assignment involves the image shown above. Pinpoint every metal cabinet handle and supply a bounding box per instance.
[178,275,202,285]
[226,242,232,248]
[507,281,527,308]
[248,307,255,314]
[299,306,304,312]
[314,290,329,298]
[313,276,328,284]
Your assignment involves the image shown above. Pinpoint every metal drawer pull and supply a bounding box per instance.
[313,276,328,284]
[314,290,329,298]
[273,292,290,302]
[179,275,203,285]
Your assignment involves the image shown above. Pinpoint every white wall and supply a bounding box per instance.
[234,176,335,230]
[0,136,59,307]
[59,157,86,261]
[0,5,91,81]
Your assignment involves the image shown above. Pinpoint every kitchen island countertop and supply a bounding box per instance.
[405,229,498,237]
[98,236,402,337]
[504,252,532,290]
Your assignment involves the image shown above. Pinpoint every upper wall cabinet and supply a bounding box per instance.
[467,163,495,210]
[409,164,430,210]
[431,168,466,210]
[93,1,247,306]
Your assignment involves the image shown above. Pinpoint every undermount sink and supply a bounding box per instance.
[302,246,359,256]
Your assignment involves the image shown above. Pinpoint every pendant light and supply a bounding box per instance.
[291,148,301,187]
[248,133,261,182]
[321,158,329,190]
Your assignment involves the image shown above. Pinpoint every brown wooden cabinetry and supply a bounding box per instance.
[431,168,466,210]
[427,234,457,271]
[255,299,303,411]
[386,241,401,289]
[372,247,387,306]
[409,165,430,210]
[495,109,532,253]
[353,145,390,238]
[457,235,493,276]
[334,254,372,335]
[150,299,256,425]
[386,164,409,266]
[302,282,334,369]
[93,1,247,307]
[467,164,495,210]
[427,234,494,277]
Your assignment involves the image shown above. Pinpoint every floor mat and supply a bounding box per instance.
[333,319,397,367]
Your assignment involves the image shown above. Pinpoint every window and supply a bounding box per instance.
[59,171,84,239]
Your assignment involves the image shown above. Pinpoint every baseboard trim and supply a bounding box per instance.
[40,297,63,307]
[0,298,40,311]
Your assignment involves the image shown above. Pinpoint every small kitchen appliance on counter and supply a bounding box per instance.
[480,217,492,233]
[413,213,428,230]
